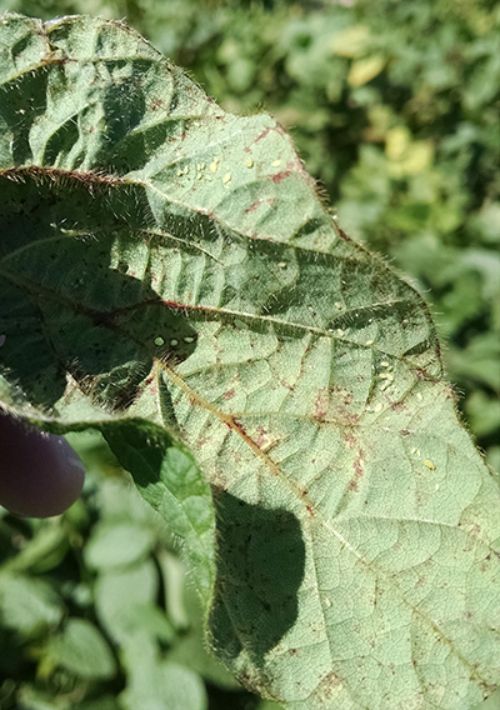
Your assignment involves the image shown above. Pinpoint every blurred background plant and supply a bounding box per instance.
[0,0,499,708]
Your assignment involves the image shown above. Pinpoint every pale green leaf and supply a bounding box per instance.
[94,559,158,643]
[84,520,155,569]
[3,522,68,574]
[120,636,208,710]
[47,618,116,679]
[0,572,63,636]
[0,14,499,709]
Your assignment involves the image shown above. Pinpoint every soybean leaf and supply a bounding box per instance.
[0,14,499,709]
[84,520,155,570]
[47,618,116,679]
[94,559,158,644]
[120,638,208,710]
[0,572,63,636]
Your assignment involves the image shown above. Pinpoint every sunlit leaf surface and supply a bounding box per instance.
[0,14,499,708]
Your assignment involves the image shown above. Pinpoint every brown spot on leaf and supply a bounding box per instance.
[271,170,292,184]
[149,97,165,111]
[228,416,247,436]
[348,449,365,491]
[315,671,343,701]
[245,197,276,214]
[254,126,272,143]
[314,387,329,421]
[255,425,268,447]
[343,431,357,449]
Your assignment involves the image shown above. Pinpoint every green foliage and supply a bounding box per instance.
[0,432,248,709]
[0,2,499,708]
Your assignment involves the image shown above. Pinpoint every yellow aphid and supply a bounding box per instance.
[223,172,232,184]
[423,459,436,471]
[246,157,254,168]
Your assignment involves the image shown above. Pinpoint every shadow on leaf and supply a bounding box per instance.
[210,490,305,665]
[0,240,197,412]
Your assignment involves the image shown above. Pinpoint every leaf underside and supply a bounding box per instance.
[0,14,499,709]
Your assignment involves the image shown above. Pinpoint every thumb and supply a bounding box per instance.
[0,411,85,518]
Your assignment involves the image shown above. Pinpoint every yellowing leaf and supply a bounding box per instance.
[330,25,370,58]
[386,126,411,160]
[347,54,386,87]
[386,127,434,176]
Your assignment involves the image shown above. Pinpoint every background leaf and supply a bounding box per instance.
[0,573,63,636]
[47,618,116,680]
